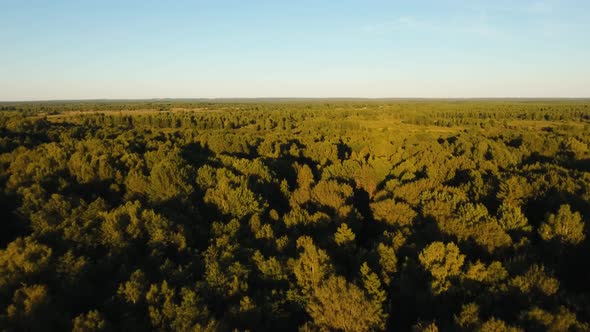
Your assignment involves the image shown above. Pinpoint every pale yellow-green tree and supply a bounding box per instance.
[146,281,217,331]
[525,306,589,332]
[419,242,465,295]
[497,202,531,233]
[306,276,383,332]
[334,223,356,245]
[6,284,54,331]
[377,242,398,283]
[455,302,480,329]
[477,318,523,332]
[293,236,334,297]
[72,310,108,332]
[371,199,417,227]
[510,264,559,296]
[0,237,52,289]
[117,269,148,304]
[360,262,388,329]
[538,204,585,245]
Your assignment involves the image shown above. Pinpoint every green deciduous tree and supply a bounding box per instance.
[497,202,531,233]
[146,281,217,331]
[419,242,465,295]
[0,237,52,289]
[538,204,585,245]
[293,236,334,297]
[5,284,55,331]
[334,223,356,245]
[306,276,383,332]
[360,262,388,329]
[72,310,108,332]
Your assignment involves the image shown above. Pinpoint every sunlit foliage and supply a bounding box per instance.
[0,100,589,330]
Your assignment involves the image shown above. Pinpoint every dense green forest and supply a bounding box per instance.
[1,100,590,331]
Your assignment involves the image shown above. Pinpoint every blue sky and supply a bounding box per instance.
[1,0,589,100]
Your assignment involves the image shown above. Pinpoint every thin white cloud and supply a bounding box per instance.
[361,0,566,39]
[362,16,432,34]
[458,12,504,38]
[362,14,503,39]
[470,0,558,14]
[527,1,554,13]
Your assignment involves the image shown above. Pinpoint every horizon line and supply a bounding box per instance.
[2,97,590,103]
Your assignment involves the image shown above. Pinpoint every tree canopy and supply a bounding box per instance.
[0,100,589,330]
